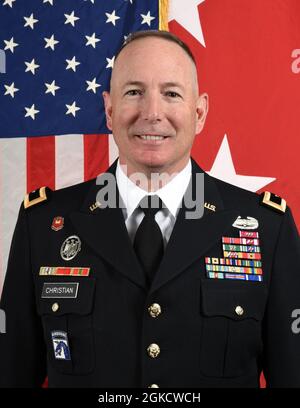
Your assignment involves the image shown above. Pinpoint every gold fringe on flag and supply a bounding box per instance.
[159,0,169,31]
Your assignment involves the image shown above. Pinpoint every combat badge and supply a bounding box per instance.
[232,216,259,230]
[51,331,71,360]
[60,235,81,261]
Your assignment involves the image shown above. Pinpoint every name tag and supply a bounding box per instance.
[41,282,79,298]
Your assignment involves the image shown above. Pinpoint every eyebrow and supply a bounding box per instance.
[122,81,184,90]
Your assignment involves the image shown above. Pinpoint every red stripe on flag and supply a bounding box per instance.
[83,134,109,181]
[27,136,55,192]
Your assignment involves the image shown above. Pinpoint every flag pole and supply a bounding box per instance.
[159,0,169,31]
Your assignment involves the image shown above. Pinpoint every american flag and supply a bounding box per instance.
[0,0,161,291]
[0,0,159,136]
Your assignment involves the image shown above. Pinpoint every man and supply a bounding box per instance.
[0,30,299,388]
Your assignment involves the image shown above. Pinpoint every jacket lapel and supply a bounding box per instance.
[150,159,239,293]
[69,160,147,291]
[69,158,239,294]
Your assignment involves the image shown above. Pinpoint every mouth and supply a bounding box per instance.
[134,134,171,143]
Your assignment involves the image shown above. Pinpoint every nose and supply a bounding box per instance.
[141,92,162,122]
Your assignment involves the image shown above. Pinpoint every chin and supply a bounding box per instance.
[138,158,169,171]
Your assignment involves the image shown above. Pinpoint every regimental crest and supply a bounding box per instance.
[51,331,71,360]
[51,216,64,231]
[60,235,81,261]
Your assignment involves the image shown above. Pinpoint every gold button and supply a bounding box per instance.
[147,343,160,358]
[235,305,244,316]
[52,302,59,312]
[148,303,162,318]
[148,384,159,388]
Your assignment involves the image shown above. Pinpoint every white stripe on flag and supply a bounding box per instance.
[0,138,27,293]
[109,133,119,166]
[55,134,84,190]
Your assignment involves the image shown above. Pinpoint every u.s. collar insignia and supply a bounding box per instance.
[232,216,259,230]
[51,216,64,231]
[204,202,216,212]
[90,201,101,212]
[60,235,81,261]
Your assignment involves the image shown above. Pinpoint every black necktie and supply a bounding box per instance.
[133,195,164,285]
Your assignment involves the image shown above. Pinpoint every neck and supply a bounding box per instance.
[119,159,190,192]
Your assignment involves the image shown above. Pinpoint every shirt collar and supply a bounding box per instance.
[116,159,192,220]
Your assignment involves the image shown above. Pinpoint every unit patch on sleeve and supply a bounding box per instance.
[51,331,71,360]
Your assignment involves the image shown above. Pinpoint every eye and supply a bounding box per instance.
[125,89,143,96]
[165,91,181,98]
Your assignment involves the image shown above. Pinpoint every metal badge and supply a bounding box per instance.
[51,216,64,231]
[232,216,259,230]
[60,235,81,261]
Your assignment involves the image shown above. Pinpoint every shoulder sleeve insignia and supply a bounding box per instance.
[260,191,286,214]
[24,186,51,209]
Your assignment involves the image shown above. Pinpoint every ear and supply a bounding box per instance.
[102,91,113,131]
[195,93,209,134]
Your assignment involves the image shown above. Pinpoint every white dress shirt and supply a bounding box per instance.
[116,159,192,248]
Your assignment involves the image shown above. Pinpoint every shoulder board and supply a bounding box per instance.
[24,186,52,209]
[260,191,286,214]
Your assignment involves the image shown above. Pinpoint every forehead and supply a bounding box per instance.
[111,37,196,86]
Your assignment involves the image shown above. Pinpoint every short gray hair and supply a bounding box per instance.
[115,30,196,66]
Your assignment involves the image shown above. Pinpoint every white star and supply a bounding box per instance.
[3,37,18,53]
[24,13,39,30]
[25,104,39,120]
[126,0,134,4]
[3,0,16,8]
[44,34,59,50]
[66,101,80,117]
[207,135,276,192]
[65,56,80,72]
[86,77,101,93]
[45,80,60,96]
[105,10,120,26]
[43,0,54,5]
[84,0,95,3]
[64,11,80,27]
[25,58,40,75]
[85,33,100,49]
[106,56,115,69]
[169,0,206,47]
[141,11,155,27]
[4,82,19,98]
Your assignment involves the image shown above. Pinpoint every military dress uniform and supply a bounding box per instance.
[0,158,299,388]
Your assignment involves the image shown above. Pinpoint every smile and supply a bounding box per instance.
[135,134,170,142]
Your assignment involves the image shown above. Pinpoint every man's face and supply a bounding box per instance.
[103,37,208,176]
